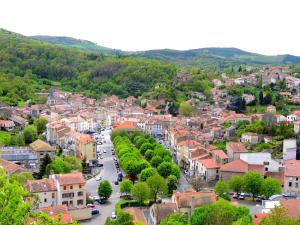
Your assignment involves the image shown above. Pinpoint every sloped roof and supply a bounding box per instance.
[29,140,55,152]
[38,205,73,224]
[284,159,300,177]
[220,159,248,173]
[56,172,85,185]
[25,178,57,193]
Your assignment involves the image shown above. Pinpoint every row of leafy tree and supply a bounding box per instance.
[214,171,282,200]
[111,131,180,183]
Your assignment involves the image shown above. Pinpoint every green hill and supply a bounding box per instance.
[31,35,118,55]
[0,28,177,106]
[131,48,300,68]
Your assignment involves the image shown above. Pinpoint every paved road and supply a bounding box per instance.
[82,129,120,225]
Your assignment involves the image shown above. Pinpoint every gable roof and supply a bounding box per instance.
[226,142,247,153]
[56,172,85,185]
[25,178,57,193]
[198,158,220,169]
[29,140,55,152]
[280,199,300,219]
[0,159,24,175]
[38,205,73,224]
[220,159,248,173]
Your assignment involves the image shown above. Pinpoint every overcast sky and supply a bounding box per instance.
[1,0,299,55]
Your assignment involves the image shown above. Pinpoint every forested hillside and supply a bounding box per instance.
[132,48,300,69]
[0,29,177,106]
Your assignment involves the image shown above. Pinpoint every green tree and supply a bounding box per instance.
[260,177,282,199]
[157,162,173,178]
[146,175,168,202]
[191,204,213,225]
[214,181,230,200]
[34,117,48,134]
[120,179,133,197]
[139,168,158,182]
[139,142,153,155]
[243,171,263,200]
[161,212,189,225]
[131,182,150,205]
[260,206,295,225]
[23,125,38,144]
[0,168,32,224]
[228,176,244,194]
[105,211,134,225]
[167,175,178,194]
[38,153,52,178]
[179,102,196,117]
[10,172,34,185]
[45,157,72,176]
[145,149,154,161]
[150,155,163,168]
[98,180,113,200]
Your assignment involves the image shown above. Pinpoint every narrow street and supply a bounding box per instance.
[82,129,120,225]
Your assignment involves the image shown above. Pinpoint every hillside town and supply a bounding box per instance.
[2,65,300,225]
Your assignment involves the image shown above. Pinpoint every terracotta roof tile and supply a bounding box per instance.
[173,191,217,208]
[0,159,24,175]
[220,159,248,173]
[280,199,300,219]
[25,178,57,193]
[56,172,85,185]
[198,158,220,169]
[226,142,247,153]
[284,159,300,177]
[38,205,73,224]
[212,150,228,160]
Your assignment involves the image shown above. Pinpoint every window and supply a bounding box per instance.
[289,182,292,187]
[78,191,83,197]
[265,167,268,172]
[296,183,299,188]
[52,193,55,199]
[62,201,68,206]
[296,178,299,181]
[62,193,74,198]
[70,200,73,206]
[70,185,73,190]
[44,198,47,203]
[63,186,66,190]
[79,184,82,189]
[77,199,84,205]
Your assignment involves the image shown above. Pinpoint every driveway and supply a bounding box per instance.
[82,129,120,225]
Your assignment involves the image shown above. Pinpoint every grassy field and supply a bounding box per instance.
[0,131,11,146]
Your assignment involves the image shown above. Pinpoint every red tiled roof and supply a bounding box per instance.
[253,213,268,225]
[0,159,24,175]
[226,142,247,153]
[280,199,300,219]
[57,172,85,185]
[220,159,248,173]
[25,178,57,193]
[212,150,228,160]
[242,132,258,136]
[38,205,73,224]
[112,121,137,131]
[198,158,220,169]
[284,159,300,177]
[177,140,201,147]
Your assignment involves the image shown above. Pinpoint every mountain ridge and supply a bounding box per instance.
[31,33,300,68]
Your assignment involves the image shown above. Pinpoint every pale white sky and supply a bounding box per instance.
[0,0,299,55]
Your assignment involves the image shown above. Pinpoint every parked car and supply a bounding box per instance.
[96,176,102,181]
[114,180,119,185]
[96,197,105,204]
[91,208,100,215]
[233,193,239,199]
[103,149,107,153]
[111,211,116,219]
[118,176,123,182]
[112,151,115,155]
[239,193,245,200]
[87,204,95,208]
